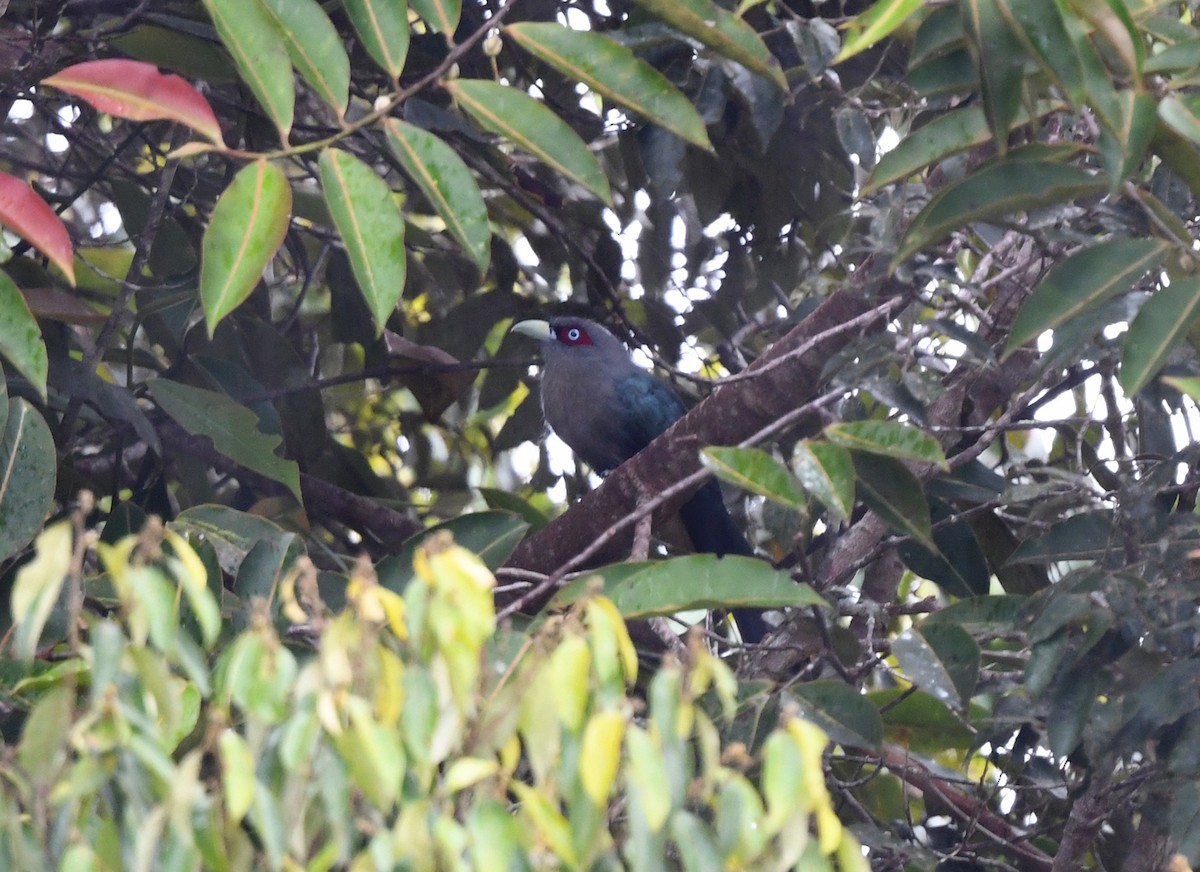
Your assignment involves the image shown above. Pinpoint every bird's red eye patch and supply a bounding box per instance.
[554,324,593,346]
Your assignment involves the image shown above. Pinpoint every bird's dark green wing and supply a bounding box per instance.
[614,370,687,459]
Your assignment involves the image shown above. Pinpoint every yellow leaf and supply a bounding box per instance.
[443,756,500,792]
[580,709,626,805]
[219,729,256,822]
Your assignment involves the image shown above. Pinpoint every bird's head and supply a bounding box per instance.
[510,317,632,367]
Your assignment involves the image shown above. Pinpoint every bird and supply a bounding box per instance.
[511,316,769,642]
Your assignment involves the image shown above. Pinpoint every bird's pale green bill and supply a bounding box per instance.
[510,319,553,342]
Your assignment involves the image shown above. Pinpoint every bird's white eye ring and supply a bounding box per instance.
[566,327,581,341]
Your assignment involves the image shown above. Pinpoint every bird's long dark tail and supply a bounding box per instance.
[678,480,770,643]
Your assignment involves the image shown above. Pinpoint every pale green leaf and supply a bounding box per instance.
[835,0,925,63]
[895,160,1107,264]
[1004,237,1167,357]
[259,0,350,115]
[0,398,56,563]
[1120,276,1200,396]
[200,161,292,334]
[632,0,786,89]
[0,271,47,400]
[825,420,949,470]
[343,0,410,79]
[384,119,489,271]
[411,0,460,34]
[446,80,611,203]
[202,0,294,138]
[506,22,712,150]
[319,149,407,334]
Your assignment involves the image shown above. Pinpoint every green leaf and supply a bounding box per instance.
[1121,277,1200,396]
[1004,238,1167,357]
[553,554,824,618]
[851,451,935,550]
[11,521,71,660]
[148,379,302,503]
[962,0,1027,151]
[0,398,56,563]
[1046,665,1098,759]
[384,119,489,272]
[631,0,786,90]
[1099,90,1158,190]
[871,688,974,754]
[835,0,925,63]
[505,23,711,150]
[866,107,993,194]
[171,505,294,575]
[200,161,292,334]
[219,729,257,822]
[259,0,350,116]
[381,511,529,593]
[446,80,611,203]
[1000,0,1084,105]
[1158,94,1200,146]
[319,149,407,334]
[1008,512,1114,564]
[410,0,460,34]
[894,159,1106,264]
[0,271,47,399]
[701,446,808,510]
[891,625,980,710]
[792,440,855,523]
[825,421,949,470]
[923,594,1024,633]
[899,499,991,597]
[201,0,294,138]
[18,682,71,779]
[788,681,884,750]
[343,0,410,79]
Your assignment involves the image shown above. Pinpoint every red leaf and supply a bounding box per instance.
[0,173,75,286]
[41,59,224,145]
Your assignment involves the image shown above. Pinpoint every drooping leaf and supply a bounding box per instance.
[505,23,712,150]
[11,521,71,660]
[446,80,611,203]
[0,399,56,563]
[1121,276,1200,396]
[200,160,292,334]
[552,554,824,618]
[826,421,949,470]
[871,688,974,754]
[792,441,855,523]
[410,0,460,34]
[384,119,489,272]
[999,0,1084,105]
[259,0,350,116]
[0,172,75,285]
[962,0,1027,151]
[342,0,410,80]
[851,452,935,551]
[895,159,1106,264]
[148,379,302,503]
[866,104,1048,194]
[701,446,808,510]
[788,681,884,750]
[319,149,407,335]
[891,625,980,711]
[1004,237,1167,357]
[0,271,48,399]
[41,58,225,144]
[632,0,786,90]
[1098,90,1158,190]
[1158,94,1200,146]
[381,512,529,593]
[201,0,294,139]
[836,0,925,63]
